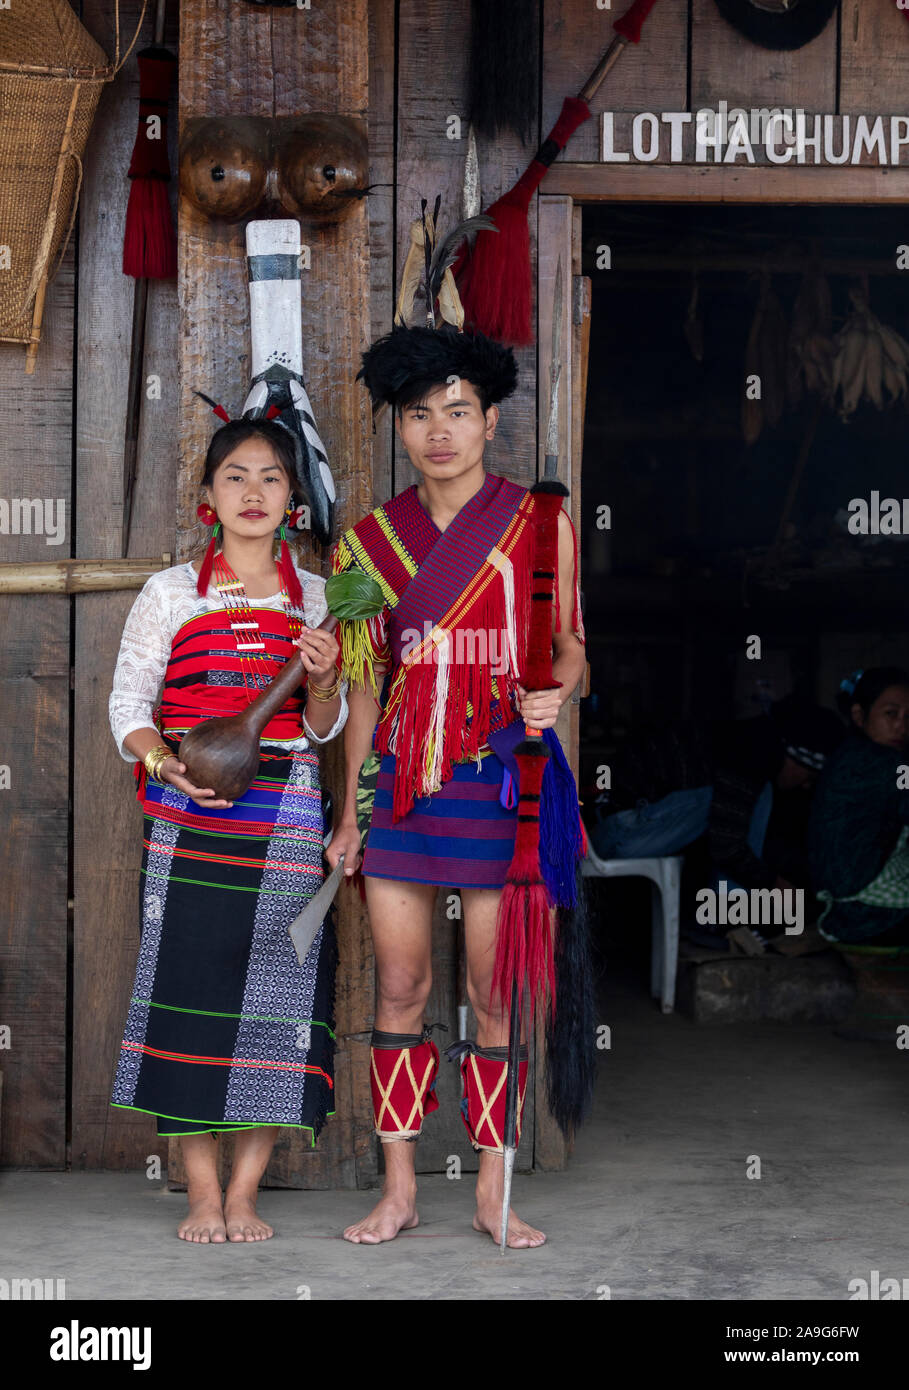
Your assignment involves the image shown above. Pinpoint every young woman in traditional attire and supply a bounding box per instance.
[326,325,589,1248]
[108,418,347,1243]
[809,667,909,944]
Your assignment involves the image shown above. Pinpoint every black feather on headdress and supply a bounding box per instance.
[712,0,838,52]
[357,324,518,411]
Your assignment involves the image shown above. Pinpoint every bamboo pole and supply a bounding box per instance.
[0,555,171,594]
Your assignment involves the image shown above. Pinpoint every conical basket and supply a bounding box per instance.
[0,0,143,371]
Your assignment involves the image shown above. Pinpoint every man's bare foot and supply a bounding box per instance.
[223,1191,274,1242]
[473,1200,546,1248]
[474,1161,546,1249]
[178,1194,227,1244]
[343,1189,419,1244]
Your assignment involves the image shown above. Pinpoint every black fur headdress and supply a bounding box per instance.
[357,323,518,411]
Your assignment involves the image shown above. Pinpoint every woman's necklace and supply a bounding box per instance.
[211,550,304,702]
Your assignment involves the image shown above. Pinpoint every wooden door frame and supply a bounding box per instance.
[533,159,909,1167]
[541,162,909,204]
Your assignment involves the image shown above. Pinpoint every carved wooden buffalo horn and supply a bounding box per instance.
[179,116,269,222]
[275,116,369,224]
[180,115,368,224]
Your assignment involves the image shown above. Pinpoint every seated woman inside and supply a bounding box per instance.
[590,695,845,899]
[808,667,909,946]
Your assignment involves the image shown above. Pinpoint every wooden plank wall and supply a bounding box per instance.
[543,0,690,164]
[168,0,376,1192]
[0,245,73,1167]
[690,0,836,112]
[72,0,178,1173]
[368,0,397,507]
[841,2,909,114]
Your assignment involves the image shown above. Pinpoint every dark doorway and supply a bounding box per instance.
[578,201,909,975]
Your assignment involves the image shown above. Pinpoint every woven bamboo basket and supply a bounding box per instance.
[0,0,146,372]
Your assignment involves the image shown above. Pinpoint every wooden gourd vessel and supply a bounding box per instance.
[177,611,338,801]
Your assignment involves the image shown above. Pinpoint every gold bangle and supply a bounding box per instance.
[144,744,174,783]
[307,674,341,702]
[152,754,175,783]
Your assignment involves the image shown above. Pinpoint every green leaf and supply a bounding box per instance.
[324,570,385,620]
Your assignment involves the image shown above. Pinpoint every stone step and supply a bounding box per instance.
[676,946,855,1024]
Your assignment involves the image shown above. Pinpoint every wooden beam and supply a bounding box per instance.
[540,162,909,202]
[576,257,908,279]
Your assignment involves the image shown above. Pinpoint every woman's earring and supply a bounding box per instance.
[277,519,304,608]
[195,503,221,597]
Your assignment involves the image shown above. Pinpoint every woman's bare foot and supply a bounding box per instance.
[343,1188,419,1244]
[178,1193,227,1244]
[223,1191,274,1242]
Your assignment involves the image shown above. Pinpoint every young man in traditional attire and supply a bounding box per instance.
[325,324,588,1248]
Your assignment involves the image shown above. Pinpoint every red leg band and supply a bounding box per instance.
[370,1031,440,1141]
[457,1044,528,1154]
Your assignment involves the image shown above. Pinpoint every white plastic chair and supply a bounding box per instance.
[581,848,682,1013]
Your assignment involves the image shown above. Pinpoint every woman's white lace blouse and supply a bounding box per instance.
[109,560,349,762]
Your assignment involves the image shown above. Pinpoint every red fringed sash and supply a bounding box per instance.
[332,473,585,823]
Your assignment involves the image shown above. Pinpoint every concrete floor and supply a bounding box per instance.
[3,967,907,1301]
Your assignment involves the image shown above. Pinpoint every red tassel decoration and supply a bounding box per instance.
[196,523,219,598]
[523,483,568,691]
[453,96,591,345]
[491,742,555,1018]
[456,183,533,346]
[123,47,177,280]
[123,178,177,280]
[374,561,527,824]
[614,0,661,43]
[490,480,571,1021]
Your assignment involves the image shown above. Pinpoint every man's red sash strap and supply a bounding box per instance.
[132,607,307,801]
[370,1028,441,1141]
[331,473,584,825]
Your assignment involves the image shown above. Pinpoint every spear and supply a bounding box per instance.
[497,258,566,1252]
[453,0,662,345]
